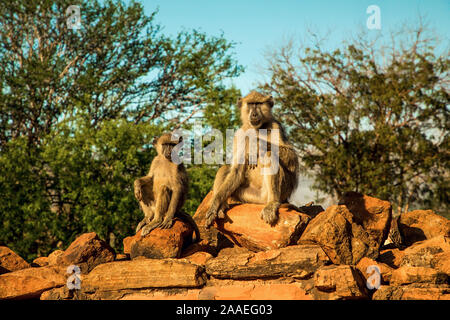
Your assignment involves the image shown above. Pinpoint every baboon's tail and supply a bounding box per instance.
[177,211,201,243]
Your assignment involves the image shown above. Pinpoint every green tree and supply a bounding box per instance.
[0,0,242,260]
[262,26,449,217]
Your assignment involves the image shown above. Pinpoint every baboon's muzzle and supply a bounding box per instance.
[249,112,261,127]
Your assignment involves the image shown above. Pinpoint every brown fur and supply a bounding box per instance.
[205,91,300,227]
[134,133,199,241]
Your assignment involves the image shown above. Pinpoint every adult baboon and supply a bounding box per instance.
[134,133,199,240]
[205,91,299,227]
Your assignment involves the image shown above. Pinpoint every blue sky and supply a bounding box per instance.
[139,0,450,94]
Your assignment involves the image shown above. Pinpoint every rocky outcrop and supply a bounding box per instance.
[399,236,450,270]
[213,204,311,251]
[299,192,391,265]
[398,210,450,246]
[377,247,405,269]
[0,266,66,299]
[313,265,369,300]
[194,192,312,251]
[3,192,449,301]
[206,244,330,280]
[198,282,313,300]
[356,257,394,284]
[339,192,392,248]
[298,203,390,265]
[182,251,214,266]
[60,232,115,273]
[390,266,448,285]
[123,219,194,259]
[373,284,450,300]
[32,257,49,267]
[0,246,30,274]
[47,250,65,265]
[81,259,207,293]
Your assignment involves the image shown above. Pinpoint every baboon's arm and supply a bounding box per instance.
[278,145,299,173]
[211,164,245,212]
[134,176,153,202]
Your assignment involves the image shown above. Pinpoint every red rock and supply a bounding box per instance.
[182,251,214,266]
[339,192,392,249]
[206,244,330,280]
[32,257,49,267]
[194,192,311,252]
[118,282,314,300]
[299,205,382,265]
[0,266,66,299]
[61,232,115,272]
[432,251,450,275]
[400,236,450,269]
[82,259,206,292]
[356,257,394,284]
[47,250,65,265]
[119,289,202,300]
[373,284,450,300]
[181,239,217,257]
[199,283,313,300]
[399,210,450,246]
[377,248,405,269]
[299,193,392,265]
[0,247,30,274]
[115,254,129,261]
[313,265,369,300]
[125,219,194,259]
[40,286,76,300]
[212,204,311,251]
[390,266,448,285]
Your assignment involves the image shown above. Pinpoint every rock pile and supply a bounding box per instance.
[0,192,448,300]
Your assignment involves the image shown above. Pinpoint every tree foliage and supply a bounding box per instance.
[262,27,449,216]
[0,0,242,260]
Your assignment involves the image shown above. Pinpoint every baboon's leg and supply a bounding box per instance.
[160,187,182,229]
[136,202,155,233]
[141,186,170,236]
[205,164,245,228]
[260,155,284,225]
[136,215,151,233]
[213,165,231,219]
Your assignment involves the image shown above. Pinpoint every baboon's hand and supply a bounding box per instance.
[260,202,279,226]
[205,207,218,229]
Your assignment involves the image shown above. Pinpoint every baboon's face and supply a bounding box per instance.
[241,102,273,129]
[154,134,182,161]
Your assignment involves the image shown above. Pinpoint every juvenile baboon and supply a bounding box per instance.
[205,91,299,227]
[134,133,200,240]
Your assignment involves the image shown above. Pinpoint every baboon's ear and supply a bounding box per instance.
[152,136,159,146]
[237,98,243,108]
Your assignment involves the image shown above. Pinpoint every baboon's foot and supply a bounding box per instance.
[159,217,174,229]
[205,207,219,229]
[141,219,163,236]
[217,202,229,219]
[135,218,148,233]
[260,201,280,226]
